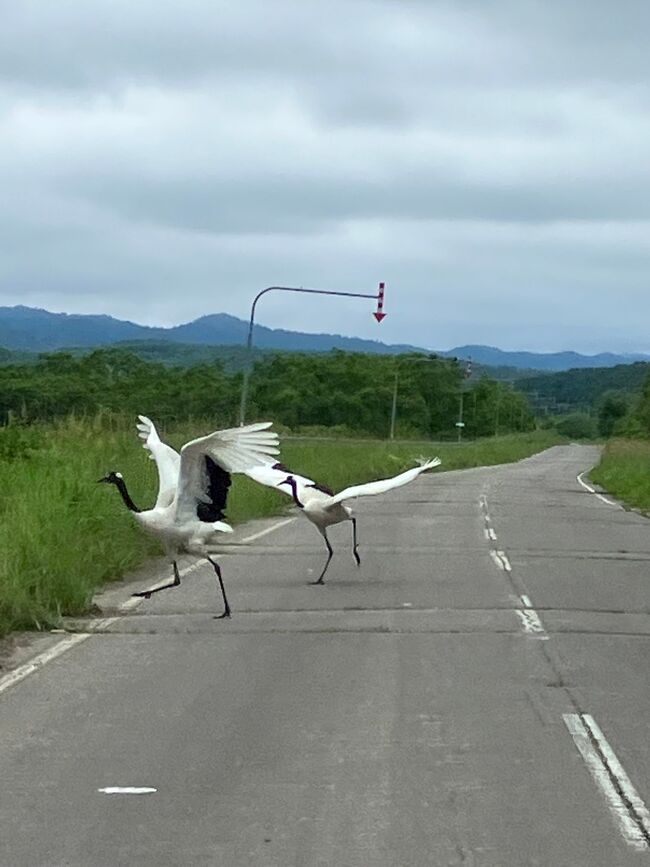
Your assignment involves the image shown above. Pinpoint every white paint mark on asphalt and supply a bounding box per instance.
[481,499,546,639]
[516,608,548,638]
[490,550,505,570]
[563,713,650,850]
[577,471,595,494]
[0,634,90,697]
[98,787,157,795]
[577,473,619,508]
[402,602,413,608]
[584,715,650,835]
[489,549,511,572]
[1,516,297,698]
[240,518,296,544]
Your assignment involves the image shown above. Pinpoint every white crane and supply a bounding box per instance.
[246,457,441,584]
[98,416,279,618]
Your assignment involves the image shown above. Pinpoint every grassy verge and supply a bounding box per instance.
[0,420,562,637]
[590,438,650,511]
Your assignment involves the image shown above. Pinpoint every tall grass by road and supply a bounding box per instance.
[0,418,562,638]
[590,438,650,511]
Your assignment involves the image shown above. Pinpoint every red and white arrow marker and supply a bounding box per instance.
[373,281,386,322]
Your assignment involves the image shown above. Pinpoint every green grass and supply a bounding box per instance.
[0,420,562,637]
[590,438,650,511]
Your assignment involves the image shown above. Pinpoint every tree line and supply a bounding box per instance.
[0,348,535,439]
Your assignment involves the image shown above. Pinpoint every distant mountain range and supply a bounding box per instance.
[0,305,421,355]
[446,344,650,372]
[1,305,648,372]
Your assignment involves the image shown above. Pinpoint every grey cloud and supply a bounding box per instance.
[1,0,650,352]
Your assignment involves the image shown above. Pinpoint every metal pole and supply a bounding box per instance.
[389,367,399,440]
[388,353,444,441]
[457,391,465,443]
[238,293,262,426]
[238,285,383,425]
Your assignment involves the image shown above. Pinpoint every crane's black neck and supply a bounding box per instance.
[114,476,141,513]
[287,477,304,509]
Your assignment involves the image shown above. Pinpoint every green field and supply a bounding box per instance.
[590,438,650,512]
[0,419,562,638]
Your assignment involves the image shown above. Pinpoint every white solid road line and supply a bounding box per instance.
[0,633,91,697]
[240,517,296,544]
[0,516,296,698]
[576,472,618,507]
[98,787,157,795]
[563,713,650,851]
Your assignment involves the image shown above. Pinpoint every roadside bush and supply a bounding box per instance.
[554,413,597,439]
[597,392,629,437]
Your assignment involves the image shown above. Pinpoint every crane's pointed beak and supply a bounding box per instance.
[97,476,110,484]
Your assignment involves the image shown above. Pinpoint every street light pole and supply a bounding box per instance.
[238,284,386,425]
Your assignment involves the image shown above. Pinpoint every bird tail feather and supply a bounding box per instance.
[416,457,442,471]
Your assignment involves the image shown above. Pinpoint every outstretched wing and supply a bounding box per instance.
[174,422,280,524]
[324,458,441,508]
[136,415,181,508]
[245,462,316,496]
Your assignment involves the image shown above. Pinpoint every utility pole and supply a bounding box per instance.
[389,353,440,440]
[455,357,472,443]
[457,391,465,442]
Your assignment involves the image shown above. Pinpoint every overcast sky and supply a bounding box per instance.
[1,0,649,353]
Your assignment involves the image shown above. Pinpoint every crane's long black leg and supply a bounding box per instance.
[132,561,181,599]
[207,556,231,619]
[312,530,333,585]
[351,517,361,566]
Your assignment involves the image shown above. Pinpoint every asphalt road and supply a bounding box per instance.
[1,444,649,866]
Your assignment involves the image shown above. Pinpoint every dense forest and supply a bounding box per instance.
[0,348,535,439]
[516,362,650,413]
[0,339,537,381]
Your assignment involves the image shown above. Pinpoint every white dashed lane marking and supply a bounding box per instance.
[481,496,548,638]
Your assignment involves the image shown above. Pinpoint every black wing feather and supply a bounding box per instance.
[196,456,231,522]
[307,481,335,496]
